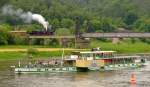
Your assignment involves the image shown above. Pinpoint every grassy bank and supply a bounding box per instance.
[0,40,150,60]
[0,45,55,49]
[0,52,26,60]
[0,51,72,61]
[90,40,150,53]
[0,47,87,60]
[1,40,149,54]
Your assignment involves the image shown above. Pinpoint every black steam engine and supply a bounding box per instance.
[28,30,54,36]
[28,26,55,36]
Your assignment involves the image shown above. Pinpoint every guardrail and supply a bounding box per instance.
[82,33,150,38]
[29,35,75,39]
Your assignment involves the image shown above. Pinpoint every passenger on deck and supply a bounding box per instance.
[91,47,101,51]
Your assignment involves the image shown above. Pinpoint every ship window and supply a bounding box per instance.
[95,53,103,59]
[45,69,48,71]
[60,68,62,70]
[81,53,93,60]
[37,69,41,71]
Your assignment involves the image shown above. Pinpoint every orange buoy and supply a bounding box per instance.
[130,73,136,84]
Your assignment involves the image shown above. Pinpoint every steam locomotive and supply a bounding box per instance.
[28,30,54,36]
[28,26,55,36]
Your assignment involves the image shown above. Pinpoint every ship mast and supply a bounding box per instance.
[61,48,64,66]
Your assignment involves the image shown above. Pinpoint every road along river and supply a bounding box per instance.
[0,60,150,87]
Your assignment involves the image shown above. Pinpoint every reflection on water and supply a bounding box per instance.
[0,61,150,87]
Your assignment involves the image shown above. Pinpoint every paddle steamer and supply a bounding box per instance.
[14,48,147,73]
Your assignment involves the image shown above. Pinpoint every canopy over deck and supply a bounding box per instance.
[72,51,116,54]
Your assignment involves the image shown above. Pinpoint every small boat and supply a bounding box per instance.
[14,48,147,73]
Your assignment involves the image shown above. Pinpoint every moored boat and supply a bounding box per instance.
[13,48,147,73]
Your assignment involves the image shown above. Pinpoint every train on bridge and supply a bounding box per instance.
[28,31,54,36]
[10,30,150,38]
[10,30,55,36]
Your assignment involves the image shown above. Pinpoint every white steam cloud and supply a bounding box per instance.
[2,5,49,31]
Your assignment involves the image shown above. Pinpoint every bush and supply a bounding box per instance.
[55,28,72,36]
[91,18,116,32]
[0,29,9,45]
[8,34,27,45]
[27,48,38,55]
[27,48,38,59]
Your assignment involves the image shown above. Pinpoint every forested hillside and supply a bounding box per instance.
[0,0,150,32]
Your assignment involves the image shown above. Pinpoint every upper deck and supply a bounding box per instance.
[70,51,141,60]
[71,51,116,60]
[79,51,116,54]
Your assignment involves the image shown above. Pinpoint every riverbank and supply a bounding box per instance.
[90,40,150,53]
[0,40,150,60]
[0,50,81,61]
[0,48,87,52]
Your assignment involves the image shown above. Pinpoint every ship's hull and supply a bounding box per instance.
[15,67,77,73]
[14,63,147,73]
[103,63,145,71]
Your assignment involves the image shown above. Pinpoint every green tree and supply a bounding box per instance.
[51,19,60,30]
[123,12,138,28]
[134,18,150,32]
[101,18,116,32]
[0,0,150,33]
[61,18,74,28]
[91,18,116,32]
[0,29,9,45]
[91,19,101,32]
[55,28,72,36]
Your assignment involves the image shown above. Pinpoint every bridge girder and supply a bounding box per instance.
[81,33,150,38]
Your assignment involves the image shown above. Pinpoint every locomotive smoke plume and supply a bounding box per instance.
[2,5,49,31]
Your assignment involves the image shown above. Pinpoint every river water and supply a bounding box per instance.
[0,60,150,87]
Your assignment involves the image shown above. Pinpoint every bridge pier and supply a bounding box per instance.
[43,38,50,45]
[58,38,75,47]
[112,38,120,44]
[29,38,36,45]
[75,37,90,48]
[28,35,76,47]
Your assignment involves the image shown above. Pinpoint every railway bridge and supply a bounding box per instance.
[28,33,150,39]
[10,31,150,38]
[10,31,150,47]
[28,32,150,48]
[81,33,150,38]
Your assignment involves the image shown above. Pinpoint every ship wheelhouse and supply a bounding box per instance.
[70,51,116,68]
